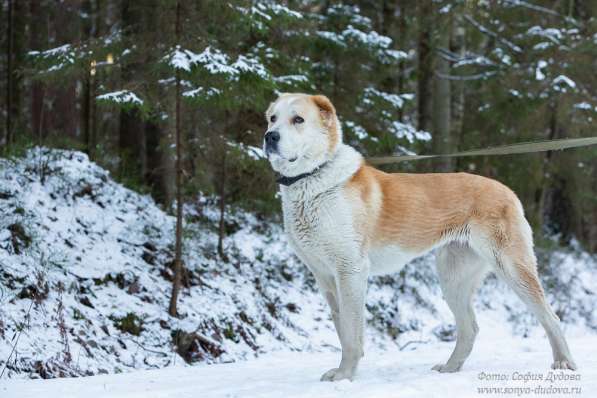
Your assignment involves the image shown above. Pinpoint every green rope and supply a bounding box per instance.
[367,136,597,166]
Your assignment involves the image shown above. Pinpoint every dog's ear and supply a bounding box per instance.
[311,95,335,115]
[265,101,274,118]
[311,95,336,126]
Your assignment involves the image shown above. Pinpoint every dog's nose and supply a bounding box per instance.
[264,130,280,147]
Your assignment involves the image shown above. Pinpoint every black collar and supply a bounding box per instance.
[276,162,328,187]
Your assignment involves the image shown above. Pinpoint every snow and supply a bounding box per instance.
[28,44,73,59]
[355,90,426,144]
[227,141,266,160]
[527,26,563,44]
[316,25,405,63]
[181,87,221,100]
[362,88,412,109]
[274,75,309,84]
[28,44,76,73]
[343,121,369,140]
[1,148,596,384]
[390,121,432,143]
[258,3,302,19]
[235,2,303,23]
[533,42,553,50]
[384,49,409,61]
[574,102,592,110]
[165,46,237,75]
[3,333,595,398]
[0,149,332,377]
[342,25,392,49]
[552,75,576,92]
[439,4,452,14]
[535,60,547,81]
[452,54,494,68]
[232,55,270,80]
[96,90,143,106]
[316,31,347,48]
[492,47,512,66]
[574,102,597,112]
[164,47,270,82]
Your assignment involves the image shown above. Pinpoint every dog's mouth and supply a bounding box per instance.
[266,151,298,163]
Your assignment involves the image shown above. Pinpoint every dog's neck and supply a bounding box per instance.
[275,161,329,187]
[279,143,363,198]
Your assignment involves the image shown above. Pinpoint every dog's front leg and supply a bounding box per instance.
[320,260,368,382]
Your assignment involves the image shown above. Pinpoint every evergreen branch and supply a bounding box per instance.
[435,71,497,81]
[502,0,581,27]
[463,14,523,54]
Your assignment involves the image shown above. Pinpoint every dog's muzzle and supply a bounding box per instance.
[264,130,280,154]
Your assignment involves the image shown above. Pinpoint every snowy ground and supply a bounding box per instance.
[1,148,596,394]
[3,332,595,398]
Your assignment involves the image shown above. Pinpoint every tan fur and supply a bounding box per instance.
[311,95,339,152]
[348,166,525,255]
[346,162,550,303]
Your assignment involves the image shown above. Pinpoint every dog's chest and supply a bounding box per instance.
[283,191,332,243]
[281,188,349,255]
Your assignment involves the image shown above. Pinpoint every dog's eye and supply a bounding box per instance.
[293,116,304,124]
[270,115,277,123]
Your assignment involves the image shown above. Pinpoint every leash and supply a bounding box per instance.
[366,136,597,166]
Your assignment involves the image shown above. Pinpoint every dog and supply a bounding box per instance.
[263,93,576,381]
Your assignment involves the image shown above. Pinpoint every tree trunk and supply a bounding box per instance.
[90,0,101,156]
[379,0,404,120]
[89,76,97,159]
[539,99,572,245]
[119,0,146,178]
[451,13,466,169]
[46,6,78,140]
[168,0,184,317]
[141,1,173,205]
[81,0,100,158]
[217,150,227,260]
[82,77,92,156]
[145,118,174,205]
[4,0,25,148]
[536,100,559,222]
[416,0,433,132]
[432,13,452,172]
[81,0,91,156]
[10,0,26,140]
[396,2,407,122]
[5,0,13,148]
[30,0,47,141]
[589,159,597,253]
[119,109,146,173]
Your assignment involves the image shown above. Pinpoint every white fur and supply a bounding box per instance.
[368,245,419,276]
[265,95,342,178]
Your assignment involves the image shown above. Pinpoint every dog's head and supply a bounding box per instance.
[264,93,341,177]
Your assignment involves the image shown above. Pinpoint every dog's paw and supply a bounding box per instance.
[320,367,354,382]
[551,360,577,371]
[432,363,462,373]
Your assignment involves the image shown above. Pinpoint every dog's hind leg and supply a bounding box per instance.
[494,245,577,370]
[433,243,489,373]
[471,210,577,371]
